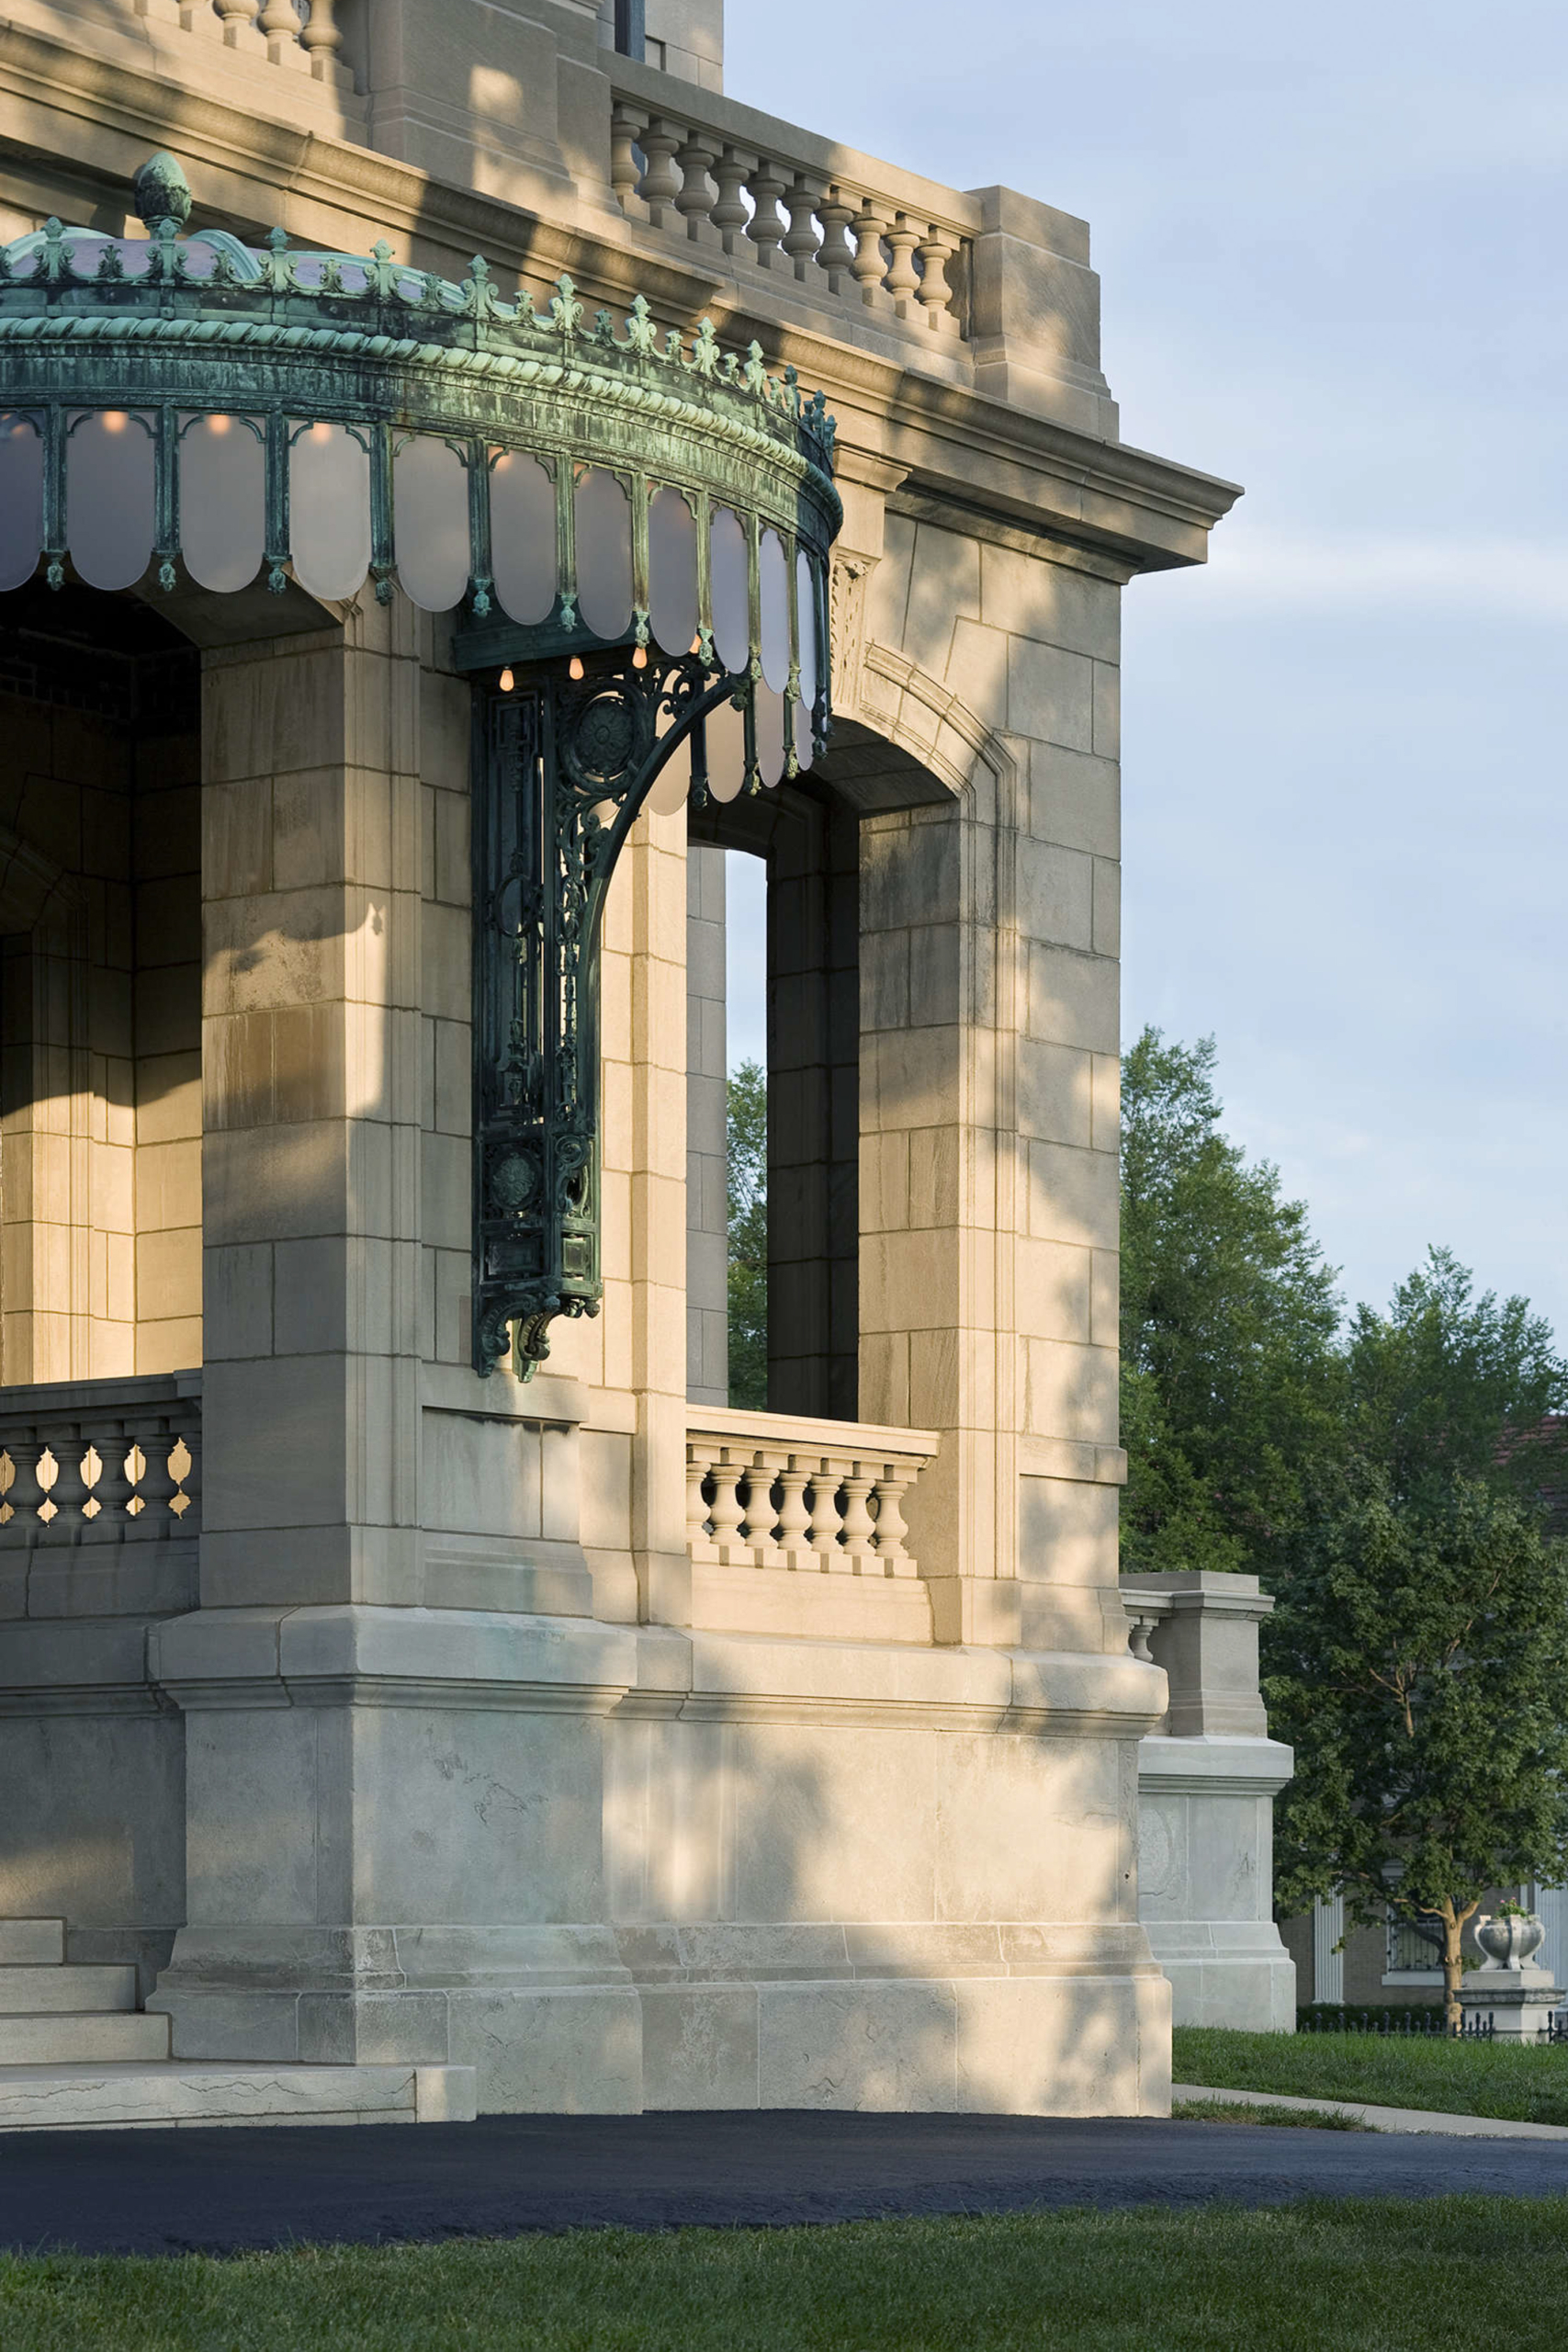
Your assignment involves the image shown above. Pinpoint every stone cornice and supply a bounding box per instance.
[1137,1734,1295,1797]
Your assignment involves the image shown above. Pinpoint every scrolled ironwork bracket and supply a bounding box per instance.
[472,649,750,1378]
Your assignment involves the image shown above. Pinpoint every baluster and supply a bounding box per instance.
[176,1426,203,1534]
[916,229,960,330]
[686,1449,717,1564]
[782,174,826,280]
[130,1425,180,1536]
[741,1454,784,1568]
[3,1440,49,1539]
[674,130,718,245]
[710,147,752,255]
[746,161,788,270]
[872,1466,917,1577]
[885,214,923,315]
[39,1425,90,1537]
[807,1460,848,1571]
[214,0,265,51]
[709,1449,748,1566]
[840,1464,878,1571]
[638,120,684,230]
[257,0,306,64]
[849,197,892,307]
[774,1459,812,1571]
[88,1425,136,1541]
[299,0,350,81]
[815,189,857,294]
[611,103,647,218]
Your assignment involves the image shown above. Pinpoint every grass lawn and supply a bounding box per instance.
[5,2199,1568,2350]
[1169,2098,1374,2130]
[1174,2025,1568,2123]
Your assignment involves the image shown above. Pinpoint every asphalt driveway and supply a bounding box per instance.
[5,2109,1568,2256]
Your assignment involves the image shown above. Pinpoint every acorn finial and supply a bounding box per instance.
[132,153,193,232]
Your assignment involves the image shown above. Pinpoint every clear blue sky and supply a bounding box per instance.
[722,1,1568,1337]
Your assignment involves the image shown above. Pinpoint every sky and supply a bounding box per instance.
[720,0,1568,1339]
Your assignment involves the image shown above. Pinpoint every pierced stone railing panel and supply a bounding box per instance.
[0,1374,202,1545]
[686,1408,938,1578]
[610,72,975,342]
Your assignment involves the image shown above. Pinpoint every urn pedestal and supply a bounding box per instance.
[1459,1916,1562,2040]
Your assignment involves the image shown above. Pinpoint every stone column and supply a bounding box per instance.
[1312,1894,1345,2006]
[858,778,1023,1645]
[615,808,691,1623]
[685,842,728,1408]
[195,601,423,1609]
[146,608,643,2097]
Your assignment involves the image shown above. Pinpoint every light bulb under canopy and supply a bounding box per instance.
[569,656,584,680]
[498,667,514,693]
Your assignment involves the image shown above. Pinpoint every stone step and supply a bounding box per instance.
[0,1920,64,1966]
[0,2012,170,2064]
[0,2061,479,2132]
[0,1965,137,2016]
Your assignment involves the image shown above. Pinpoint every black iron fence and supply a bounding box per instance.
[1297,2005,1495,2040]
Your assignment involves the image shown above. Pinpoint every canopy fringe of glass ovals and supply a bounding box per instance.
[0,209,840,796]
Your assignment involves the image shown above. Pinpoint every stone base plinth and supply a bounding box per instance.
[1459,1968,1564,2039]
[149,1922,1174,2116]
[1143,1922,1296,2033]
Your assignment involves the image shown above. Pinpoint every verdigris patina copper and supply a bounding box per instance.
[0,154,840,1375]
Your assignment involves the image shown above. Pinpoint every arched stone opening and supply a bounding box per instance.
[686,770,862,1422]
[0,579,202,1384]
[682,657,1011,1457]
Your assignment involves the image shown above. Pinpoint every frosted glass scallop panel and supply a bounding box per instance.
[648,488,698,656]
[395,435,470,612]
[645,728,692,818]
[795,548,819,710]
[759,530,790,692]
[180,414,264,593]
[708,506,750,677]
[491,451,557,624]
[0,415,43,593]
[67,411,154,592]
[574,468,632,640]
[755,684,785,788]
[290,422,370,602]
[793,693,814,774]
[705,694,747,804]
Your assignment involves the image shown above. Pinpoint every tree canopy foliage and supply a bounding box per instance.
[1267,1474,1568,2020]
[1343,1249,1568,1512]
[1119,1029,1342,1579]
[1121,1025,1568,1984]
[1120,1028,1568,1575]
[726,1057,767,1410]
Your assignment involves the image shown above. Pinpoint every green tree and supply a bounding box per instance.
[1267,1471,1568,2025]
[1119,1028,1343,1579]
[727,1057,767,1410]
[1345,1247,1568,1511]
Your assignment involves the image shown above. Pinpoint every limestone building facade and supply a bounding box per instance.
[0,0,1288,2122]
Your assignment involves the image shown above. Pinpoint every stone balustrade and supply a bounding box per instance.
[0,1374,202,1544]
[610,71,974,340]
[687,1408,939,1577]
[129,0,354,86]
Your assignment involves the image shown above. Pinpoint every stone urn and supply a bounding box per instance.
[1477,1913,1546,1970]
